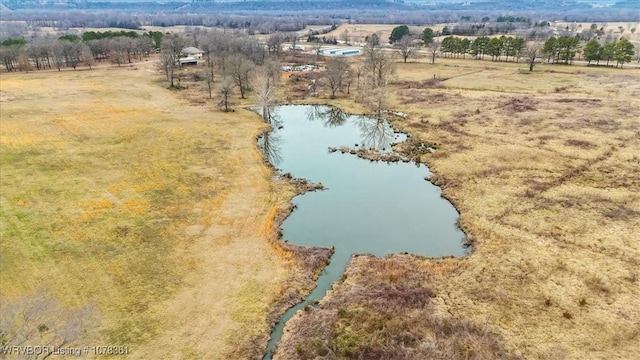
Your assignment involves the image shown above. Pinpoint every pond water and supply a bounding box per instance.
[259,105,467,360]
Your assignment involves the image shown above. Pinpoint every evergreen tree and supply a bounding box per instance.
[389,25,410,44]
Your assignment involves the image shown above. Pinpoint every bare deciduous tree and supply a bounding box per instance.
[204,31,231,73]
[81,45,94,70]
[525,45,541,72]
[287,32,300,61]
[200,34,219,92]
[341,28,350,45]
[0,45,20,72]
[59,40,83,70]
[27,43,48,70]
[255,60,280,118]
[429,40,441,64]
[158,49,176,87]
[262,58,281,85]
[109,38,126,67]
[396,35,417,63]
[162,34,187,64]
[340,29,351,45]
[121,37,135,64]
[361,42,396,112]
[205,67,214,99]
[217,77,234,112]
[354,64,364,91]
[365,33,381,47]
[362,42,396,89]
[267,33,284,57]
[0,289,96,356]
[134,37,151,61]
[226,54,255,99]
[158,34,187,87]
[312,41,323,65]
[86,39,108,62]
[52,41,65,71]
[324,56,350,98]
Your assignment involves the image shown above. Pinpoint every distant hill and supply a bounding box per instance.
[1,0,638,11]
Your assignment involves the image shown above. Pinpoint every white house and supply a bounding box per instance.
[179,57,198,66]
[180,47,204,59]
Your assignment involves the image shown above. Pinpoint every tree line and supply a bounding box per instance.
[0,32,166,72]
[440,36,527,62]
[3,7,640,42]
[395,26,537,65]
[437,34,635,67]
[389,24,637,68]
[541,35,635,67]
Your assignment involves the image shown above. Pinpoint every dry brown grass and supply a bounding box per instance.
[0,63,317,358]
[324,22,640,49]
[3,40,638,359]
[278,255,521,360]
[277,57,640,359]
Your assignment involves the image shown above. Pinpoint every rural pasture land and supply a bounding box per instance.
[325,22,640,45]
[0,64,313,359]
[0,46,639,359]
[277,58,640,358]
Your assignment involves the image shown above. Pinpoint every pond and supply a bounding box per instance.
[259,105,467,359]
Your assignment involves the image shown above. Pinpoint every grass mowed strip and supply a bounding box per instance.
[278,58,640,358]
[0,66,293,358]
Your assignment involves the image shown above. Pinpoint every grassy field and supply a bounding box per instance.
[1,37,639,359]
[0,63,310,358]
[325,22,640,46]
[276,56,640,358]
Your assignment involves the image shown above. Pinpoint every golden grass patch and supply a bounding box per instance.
[0,65,296,358]
[393,60,640,359]
[277,55,640,359]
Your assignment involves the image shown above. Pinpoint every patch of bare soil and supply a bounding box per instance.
[502,96,537,112]
[0,90,17,101]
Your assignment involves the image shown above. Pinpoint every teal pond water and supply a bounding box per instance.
[260,105,467,359]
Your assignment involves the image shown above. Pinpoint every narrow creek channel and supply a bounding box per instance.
[259,105,467,359]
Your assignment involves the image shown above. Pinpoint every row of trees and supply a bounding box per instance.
[4,7,639,43]
[436,34,635,67]
[542,35,635,67]
[395,22,637,49]
[81,30,164,48]
[1,38,90,72]
[541,36,581,64]
[581,38,635,67]
[0,32,167,72]
[440,36,527,62]
[4,7,639,33]
[389,24,637,68]
[398,27,530,63]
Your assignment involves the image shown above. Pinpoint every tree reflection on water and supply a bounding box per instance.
[258,104,284,166]
[260,105,397,166]
[305,104,348,128]
[261,104,281,127]
[355,114,395,151]
[306,105,395,150]
[258,131,283,166]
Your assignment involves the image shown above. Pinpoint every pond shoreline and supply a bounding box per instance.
[255,104,471,359]
[254,123,334,358]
